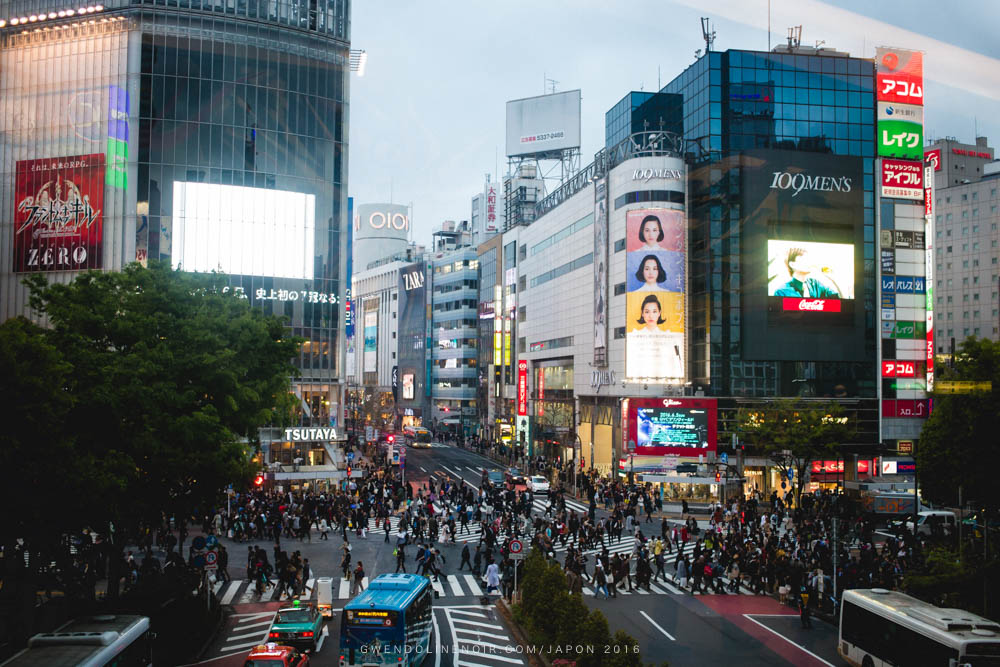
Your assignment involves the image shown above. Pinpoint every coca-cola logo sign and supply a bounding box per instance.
[781,297,842,313]
[769,171,853,197]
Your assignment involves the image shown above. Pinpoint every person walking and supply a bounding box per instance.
[459,544,473,571]
[798,589,813,629]
[593,562,611,599]
[340,542,352,580]
[485,561,501,594]
[395,544,407,573]
[473,545,483,576]
[353,561,366,596]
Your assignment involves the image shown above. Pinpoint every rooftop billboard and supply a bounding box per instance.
[505,90,582,158]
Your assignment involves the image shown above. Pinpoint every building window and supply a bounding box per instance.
[614,282,626,296]
[614,238,627,253]
[614,326,626,339]
[518,305,526,322]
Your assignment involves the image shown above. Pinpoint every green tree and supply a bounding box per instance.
[736,399,853,507]
[918,337,1000,512]
[18,261,300,585]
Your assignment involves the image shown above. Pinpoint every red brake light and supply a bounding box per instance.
[301,631,314,637]
[269,632,280,638]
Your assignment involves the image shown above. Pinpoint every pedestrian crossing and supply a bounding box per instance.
[213,572,490,604]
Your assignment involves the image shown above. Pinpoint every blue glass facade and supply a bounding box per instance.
[661,49,877,402]
[605,91,683,148]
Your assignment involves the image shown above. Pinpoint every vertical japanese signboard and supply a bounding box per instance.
[486,185,498,233]
[14,154,106,273]
[517,359,528,416]
[924,158,935,391]
[876,49,924,161]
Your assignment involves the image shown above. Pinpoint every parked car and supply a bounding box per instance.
[526,475,550,494]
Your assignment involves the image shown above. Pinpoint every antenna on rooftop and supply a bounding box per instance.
[787,25,802,49]
[545,77,559,95]
[700,17,716,53]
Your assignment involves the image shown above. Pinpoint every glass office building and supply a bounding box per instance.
[430,247,479,435]
[0,0,351,425]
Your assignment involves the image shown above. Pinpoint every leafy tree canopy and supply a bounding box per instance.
[8,261,301,540]
[918,337,1000,511]
[736,398,853,505]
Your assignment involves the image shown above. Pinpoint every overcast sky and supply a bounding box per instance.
[349,1,1000,245]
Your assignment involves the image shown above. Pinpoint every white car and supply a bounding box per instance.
[526,475,550,494]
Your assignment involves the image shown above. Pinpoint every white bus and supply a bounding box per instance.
[839,589,1000,667]
[1,614,152,667]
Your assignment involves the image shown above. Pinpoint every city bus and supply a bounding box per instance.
[339,573,432,666]
[403,426,433,448]
[839,588,1000,666]
[1,614,152,666]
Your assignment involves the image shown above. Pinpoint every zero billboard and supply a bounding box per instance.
[505,90,582,157]
[14,154,106,273]
[626,398,717,456]
[740,150,866,361]
[624,208,686,382]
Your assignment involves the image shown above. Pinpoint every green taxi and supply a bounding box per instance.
[267,601,324,653]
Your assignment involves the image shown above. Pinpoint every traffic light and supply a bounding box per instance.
[387,434,395,444]
[346,466,352,478]
[253,474,264,487]
[715,471,721,483]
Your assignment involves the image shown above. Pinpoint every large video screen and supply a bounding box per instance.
[767,239,855,306]
[172,182,315,280]
[636,407,710,449]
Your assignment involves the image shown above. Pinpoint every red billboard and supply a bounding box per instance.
[517,360,528,416]
[626,397,717,456]
[880,159,923,200]
[781,297,842,313]
[882,360,916,378]
[14,154,105,273]
[881,399,931,418]
[924,148,941,172]
[876,49,924,106]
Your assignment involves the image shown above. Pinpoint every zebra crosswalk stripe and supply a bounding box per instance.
[462,574,483,596]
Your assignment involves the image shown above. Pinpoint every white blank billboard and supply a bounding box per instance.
[505,90,582,157]
[172,182,315,279]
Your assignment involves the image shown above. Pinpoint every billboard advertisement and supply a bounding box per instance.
[517,359,528,416]
[505,90,582,157]
[397,262,427,413]
[740,150,866,361]
[14,154,106,273]
[363,308,378,373]
[626,398,717,456]
[624,209,686,382]
[877,49,924,161]
[172,182,316,280]
[593,176,609,365]
[881,159,924,200]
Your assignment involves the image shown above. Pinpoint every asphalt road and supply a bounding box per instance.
[192,442,849,666]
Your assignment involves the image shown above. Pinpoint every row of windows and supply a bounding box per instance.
[530,213,593,256]
[938,292,1000,303]
[937,222,999,234]
[527,336,573,353]
[435,280,479,294]
[136,0,349,38]
[528,253,593,289]
[613,190,685,210]
[434,318,477,330]
[729,51,870,76]
[433,357,477,369]
[729,68,873,92]
[435,259,478,274]
[942,188,998,203]
[433,298,477,312]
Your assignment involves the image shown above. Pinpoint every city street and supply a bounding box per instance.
[191,442,847,666]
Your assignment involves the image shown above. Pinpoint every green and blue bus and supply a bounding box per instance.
[339,573,432,666]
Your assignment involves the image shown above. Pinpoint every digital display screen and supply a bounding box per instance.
[346,609,397,626]
[402,373,415,400]
[767,240,854,300]
[172,182,316,280]
[636,407,710,449]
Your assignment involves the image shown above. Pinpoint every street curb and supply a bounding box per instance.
[495,598,549,667]
[195,600,225,661]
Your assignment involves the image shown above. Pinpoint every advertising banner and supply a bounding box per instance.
[740,149,865,362]
[505,90,582,157]
[877,49,924,161]
[626,398,717,456]
[624,209,686,382]
[924,159,935,390]
[924,148,942,172]
[881,159,924,200]
[517,360,528,416]
[593,176,609,365]
[397,262,426,410]
[14,154,106,273]
[363,308,378,373]
[881,249,896,275]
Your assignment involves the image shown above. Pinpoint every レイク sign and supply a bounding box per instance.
[782,297,841,312]
[517,360,528,416]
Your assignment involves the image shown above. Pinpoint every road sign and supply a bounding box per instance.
[205,535,218,549]
[347,452,355,461]
[192,536,206,550]
[204,551,218,566]
[509,539,524,559]
[720,452,728,464]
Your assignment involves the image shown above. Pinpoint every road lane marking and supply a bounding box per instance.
[227,629,271,642]
[231,611,276,619]
[462,574,483,596]
[447,608,488,617]
[447,575,464,596]
[217,638,275,655]
[742,615,835,666]
[420,466,427,472]
[219,581,241,605]
[640,610,676,641]
[431,578,446,597]
[338,578,350,598]
[232,619,273,631]
[432,606,442,667]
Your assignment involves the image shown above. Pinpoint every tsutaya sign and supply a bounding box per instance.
[284,427,343,442]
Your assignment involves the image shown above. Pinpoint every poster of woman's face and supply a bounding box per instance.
[626,251,684,292]
[626,209,684,253]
